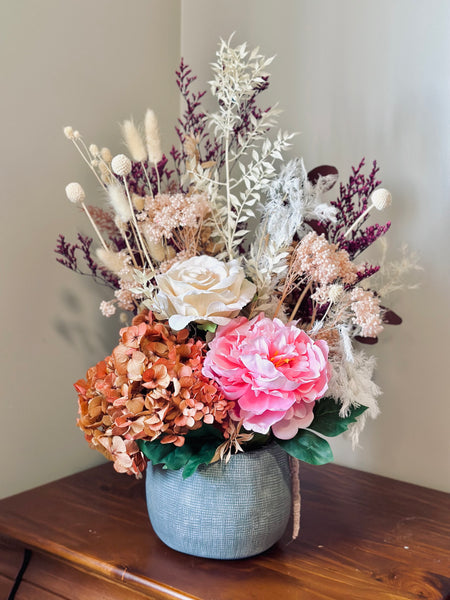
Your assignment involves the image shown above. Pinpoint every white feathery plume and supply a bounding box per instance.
[262,158,337,249]
[96,249,129,275]
[107,183,132,222]
[121,119,147,162]
[327,348,381,448]
[338,324,354,362]
[144,109,163,165]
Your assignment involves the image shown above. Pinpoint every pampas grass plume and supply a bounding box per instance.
[122,119,147,162]
[107,182,132,222]
[145,109,163,164]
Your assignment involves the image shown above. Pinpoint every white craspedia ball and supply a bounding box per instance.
[65,182,85,204]
[111,153,132,177]
[371,188,392,210]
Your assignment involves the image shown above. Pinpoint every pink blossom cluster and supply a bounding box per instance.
[203,314,330,440]
[140,192,209,243]
[350,287,383,338]
[293,231,358,285]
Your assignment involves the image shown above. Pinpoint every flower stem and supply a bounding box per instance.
[288,281,313,323]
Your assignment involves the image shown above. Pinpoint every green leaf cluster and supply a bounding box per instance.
[137,425,224,479]
[138,398,368,477]
[275,397,368,465]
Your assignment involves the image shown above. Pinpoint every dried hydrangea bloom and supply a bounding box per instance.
[350,287,383,338]
[74,310,232,477]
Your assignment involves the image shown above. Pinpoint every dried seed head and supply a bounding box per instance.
[73,130,81,139]
[89,144,99,156]
[111,153,132,177]
[101,147,112,162]
[63,126,75,140]
[371,188,392,211]
[328,284,344,303]
[65,182,85,204]
[132,193,145,211]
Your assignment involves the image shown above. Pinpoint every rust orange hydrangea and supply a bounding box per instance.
[75,310,232,477]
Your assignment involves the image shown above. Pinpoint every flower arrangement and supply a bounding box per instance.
[58,37,413,481]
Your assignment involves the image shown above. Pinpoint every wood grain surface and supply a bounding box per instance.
[0,462,449,600]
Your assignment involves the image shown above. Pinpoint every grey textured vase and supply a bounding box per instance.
[145,443,292,559]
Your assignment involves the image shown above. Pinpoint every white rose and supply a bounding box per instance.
[154,256,256,330]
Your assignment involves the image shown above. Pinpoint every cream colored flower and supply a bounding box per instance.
[154,256,256,330]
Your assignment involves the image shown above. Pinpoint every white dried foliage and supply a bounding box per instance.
[262,158,337,248]
[245,158,338,314]
[196,37,295,259]
[371,240,422,299]
[127,268,156,306]
[245,233,290,317]
[327,347,381,449]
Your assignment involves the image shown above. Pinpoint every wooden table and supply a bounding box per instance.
[0,461,449,600]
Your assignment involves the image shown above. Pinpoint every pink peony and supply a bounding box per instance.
[203,314,330,439]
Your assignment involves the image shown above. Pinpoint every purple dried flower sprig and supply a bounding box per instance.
[55,234,119,289]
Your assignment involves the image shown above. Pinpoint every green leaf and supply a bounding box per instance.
[137,426,225,478]
[162,445,195,471]
[197,321,218,333]
[182,440,220,479]
[137,439,173,463]
[309,397,369,437]
[276,430,333,465]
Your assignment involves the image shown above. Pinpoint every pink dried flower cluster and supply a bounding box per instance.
[350,287,383,338]
[140,192,209,244]
[293,232,358,285]
[75,310,232,477]
[203,314,330,440]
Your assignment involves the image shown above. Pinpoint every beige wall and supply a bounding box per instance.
[1,0,448,498]
[0,0,181,498]
[181,0,450,492]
